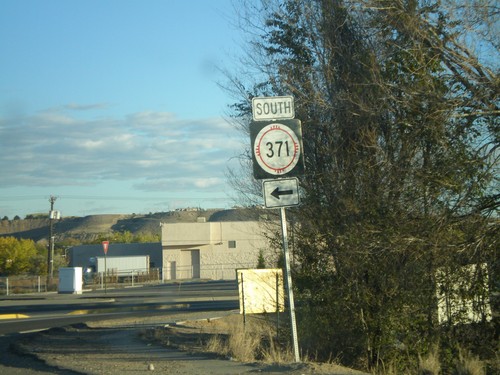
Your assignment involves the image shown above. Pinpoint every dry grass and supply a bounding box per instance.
[205,334,228,356]
[453,348,485,375]
[409,346,488,375]
[156,314,294,363]
[260,330,283,362]
[143,315,493,375]
[228,324,262,361]
[418,346,441,375]
[201,314,291,363]
[139,314,372,374]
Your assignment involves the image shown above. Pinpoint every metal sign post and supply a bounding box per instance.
[102,241,109,294]
[280,207,300,362]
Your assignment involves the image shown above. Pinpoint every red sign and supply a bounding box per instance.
[102,241,109,255]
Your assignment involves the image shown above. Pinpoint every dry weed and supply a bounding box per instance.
[260,329,294,364]
[228,324,262,361]
[418,347,441,375]
[454,348,485,375]
[205,334,228,356]
[200,314,290,363]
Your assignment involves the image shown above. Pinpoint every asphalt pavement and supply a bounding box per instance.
[0,281,240,374]
[0,280,239,335]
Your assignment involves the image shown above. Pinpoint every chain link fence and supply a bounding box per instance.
[0,262,257,295]
[0,275,59,295]
[0,269,162,295]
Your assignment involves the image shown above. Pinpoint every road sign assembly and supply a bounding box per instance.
[250,96,301,363]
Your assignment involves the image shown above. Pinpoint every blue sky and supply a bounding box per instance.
[0,0,248,218]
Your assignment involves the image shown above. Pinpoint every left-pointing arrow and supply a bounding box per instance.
[263,178,300,208]
[271,187,293,199]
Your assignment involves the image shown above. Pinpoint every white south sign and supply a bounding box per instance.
[252,96,295,121]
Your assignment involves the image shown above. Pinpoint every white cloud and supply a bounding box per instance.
[80,139,105,150]
[0,108,242,192]
[64,103,110,111]
[194,177,222,188]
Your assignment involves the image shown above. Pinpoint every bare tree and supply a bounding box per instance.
[225,0,498,371]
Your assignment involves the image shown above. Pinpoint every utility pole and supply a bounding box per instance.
[47,195,57,282]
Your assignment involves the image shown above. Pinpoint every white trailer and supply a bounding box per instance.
[96,255,150,277]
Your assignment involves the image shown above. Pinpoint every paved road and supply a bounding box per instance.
[0,280,240,374]
[0,280,239,335]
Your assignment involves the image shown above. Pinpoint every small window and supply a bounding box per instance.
[228,240,236,249]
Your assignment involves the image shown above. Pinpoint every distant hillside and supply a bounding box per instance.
[0,208,265,243]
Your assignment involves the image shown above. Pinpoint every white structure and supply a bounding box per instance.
[237,268,284,314]
[58,267,83,294]
[436,263,492,324]
[161,220,270,280]
[95,255,150,276]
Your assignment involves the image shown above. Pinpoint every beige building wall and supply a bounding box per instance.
[160,221,269,280]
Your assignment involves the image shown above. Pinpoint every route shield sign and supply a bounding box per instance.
[250,119,304,180]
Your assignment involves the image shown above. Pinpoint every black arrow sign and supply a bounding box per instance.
[271,187,294,199]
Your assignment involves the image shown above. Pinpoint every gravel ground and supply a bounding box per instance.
[2,312,369,375]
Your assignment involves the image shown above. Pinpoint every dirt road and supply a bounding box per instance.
[2,312,369,375]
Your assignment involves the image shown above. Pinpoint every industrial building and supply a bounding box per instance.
[69,219,271,281]
[160,219,269,280]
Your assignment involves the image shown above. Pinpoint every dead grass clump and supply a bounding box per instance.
[200,314,290,363]
[418,347,441,375]
[260,329,294,364]
[416,346,487,375]
[227,324,262,362]
[143,314,294,364]
[205,334,228,357]
[453,349,485,375]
